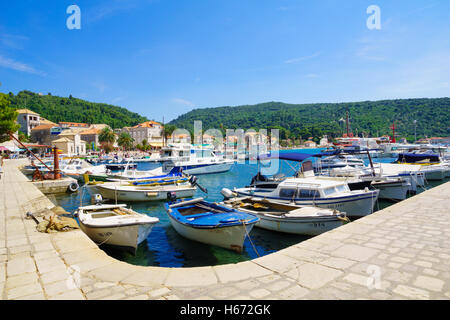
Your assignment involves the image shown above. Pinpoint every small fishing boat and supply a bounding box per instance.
[164,196,259,253]
[222,197,348,235]
[93,182,197,202]
[75,197,159,253]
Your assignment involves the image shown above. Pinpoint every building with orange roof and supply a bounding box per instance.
[16,108,41,135]
[80,127,102,146]
[59,121,90,128]
[122,120,164,148]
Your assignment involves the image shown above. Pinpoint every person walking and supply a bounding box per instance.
[0,154,3,180]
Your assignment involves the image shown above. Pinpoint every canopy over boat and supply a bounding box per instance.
[258,148,381,162]
[258,152,315,162]
[396,153,440,163]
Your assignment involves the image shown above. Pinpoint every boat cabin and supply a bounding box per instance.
[268,178,351,200]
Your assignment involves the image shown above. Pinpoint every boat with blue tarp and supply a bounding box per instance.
[164,196,259,253]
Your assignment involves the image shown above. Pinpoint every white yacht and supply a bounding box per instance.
[326,166,411,201]
[223,165,379,218]
[147,144,235,175]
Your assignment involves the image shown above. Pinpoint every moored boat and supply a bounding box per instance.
[93,182,197,202]
[222,196,348,235]
[164,197,259,253]
[75,199,159,253]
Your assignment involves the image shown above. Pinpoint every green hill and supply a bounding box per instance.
[7,90,148,129]
[170,98,450,141]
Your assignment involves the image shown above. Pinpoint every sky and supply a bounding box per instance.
[0,0,449,122]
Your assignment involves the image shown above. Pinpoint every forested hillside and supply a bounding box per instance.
[170,98,450,140]
[7,90,148,129]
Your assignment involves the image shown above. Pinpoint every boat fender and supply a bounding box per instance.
[68,182,79,193]
[364,187,369,192]
[221,188,235,199]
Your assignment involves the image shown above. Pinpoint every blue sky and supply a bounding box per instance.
[0,0,449,122]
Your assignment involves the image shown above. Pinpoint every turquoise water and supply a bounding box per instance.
[50,149,449,267]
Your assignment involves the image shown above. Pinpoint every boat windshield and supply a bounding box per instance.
[323,187,337,196]
[298,189,320,198]
[279,188,296,198]
[336,185,349,193]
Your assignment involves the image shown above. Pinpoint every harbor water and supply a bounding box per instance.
[49,149,450,267]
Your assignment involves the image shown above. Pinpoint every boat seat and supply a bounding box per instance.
[287,207,332,217]
[177,206,211,216]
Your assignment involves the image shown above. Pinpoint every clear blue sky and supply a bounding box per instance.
[1,0,449,122]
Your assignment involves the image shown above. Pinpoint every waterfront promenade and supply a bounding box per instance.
[1,159,449,300]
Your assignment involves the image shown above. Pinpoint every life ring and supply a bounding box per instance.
[68,182,79,193]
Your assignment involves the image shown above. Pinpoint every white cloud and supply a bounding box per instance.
[0,55,45,75]
[172,98,195,107]
[285,52,321,64]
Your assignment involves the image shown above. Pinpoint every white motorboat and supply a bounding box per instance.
[75,200,159,253]
[222,196,348,235]
[61,159,108,177]
[313,154,365,172]
[146,145,235,175]
[223,162,379,218]
[93,181,197,202]
[327,166,411,201]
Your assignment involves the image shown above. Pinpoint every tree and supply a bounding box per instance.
[99,127,115,144]
[0,93,20,143]
[117,132,134,150]
[99,127,115,153]
[163,124,176,139]
[18,131,30,143]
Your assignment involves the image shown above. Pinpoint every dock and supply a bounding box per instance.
[1,159,449,300]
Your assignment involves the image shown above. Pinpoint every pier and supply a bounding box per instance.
[1,159,449,300]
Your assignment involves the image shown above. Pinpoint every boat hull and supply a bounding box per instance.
[167,214,255,253]
[95,184,196,201]
[372,181,410,201]
[167,162,234,175]
[255,214,344,235]
[422,168,446,181]
[79,222,154,253]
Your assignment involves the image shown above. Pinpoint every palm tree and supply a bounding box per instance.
[117,132,134,151]
[163,124,176,145]
[99,127,115,153]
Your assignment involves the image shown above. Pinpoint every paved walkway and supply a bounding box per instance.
[1,159,449,300]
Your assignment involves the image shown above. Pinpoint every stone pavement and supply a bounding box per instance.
[1,159,449,300]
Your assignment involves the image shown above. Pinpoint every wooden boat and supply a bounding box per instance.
[75,202,159,253]
[93,182,197,201]
[222,197,348,235]
[164,197,259,253]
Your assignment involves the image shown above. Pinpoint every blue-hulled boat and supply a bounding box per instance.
[164,197,259,253]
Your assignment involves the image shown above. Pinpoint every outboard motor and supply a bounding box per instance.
[189,176,208,194]
[91,194,103,205]
[167,191,177,203]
